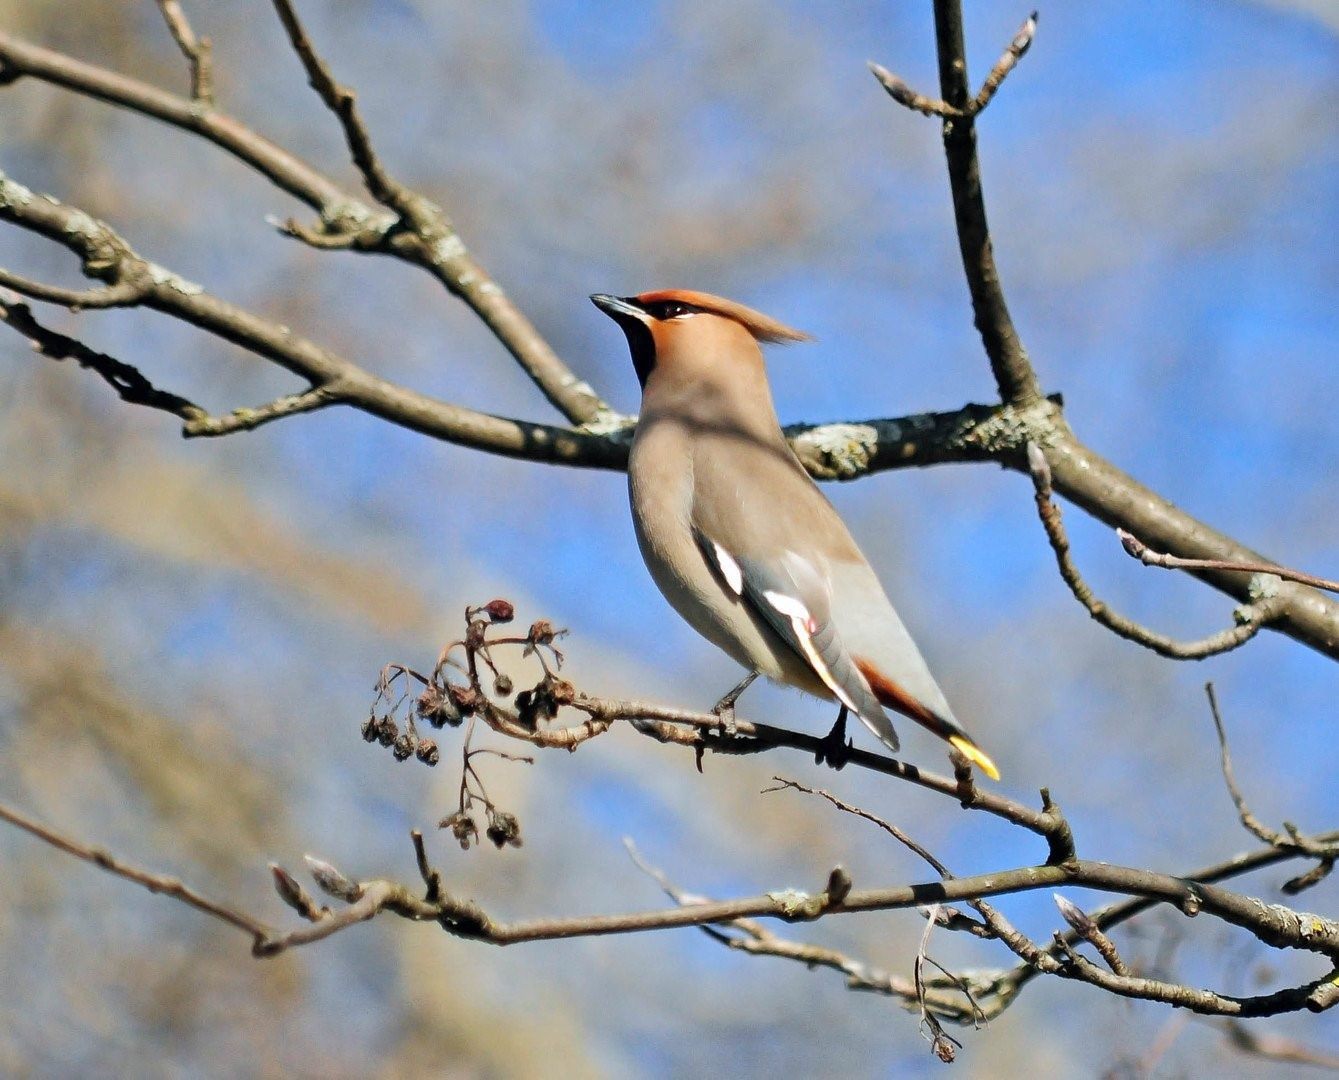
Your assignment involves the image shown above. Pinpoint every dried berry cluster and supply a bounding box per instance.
[440,806,522,851]
[365,599,574,854]
[360,711,440,765]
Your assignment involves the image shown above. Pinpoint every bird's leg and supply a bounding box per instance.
[815,705,852,770]
[712,670,758,736]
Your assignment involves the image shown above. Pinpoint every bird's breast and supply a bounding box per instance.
[628,418,789,681]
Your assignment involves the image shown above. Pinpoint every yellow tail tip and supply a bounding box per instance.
[949,736,1001,782]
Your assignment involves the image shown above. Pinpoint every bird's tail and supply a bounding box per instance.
[854,658,999,780]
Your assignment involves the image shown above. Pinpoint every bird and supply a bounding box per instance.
[590,288,998,780]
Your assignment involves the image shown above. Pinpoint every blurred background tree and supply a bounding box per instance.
[0,1,1335,1075]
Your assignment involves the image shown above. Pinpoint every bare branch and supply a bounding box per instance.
[0,799,272,946]
[0,170,623,462]
[568,695,1074,861]
[0,267,146,308]
[0,27,612,425]
[268,0,411,218]
[1206,683,1336,893]
[182,386,339,438]
[1040,430,1339,663]
[1048,944,1339,1018]
[623,839,981,1022]
[1052,893,1130,976]
[758,774,1339,1022]
[7,772,1339,1022]
[871,4,1044,407]
[864,0,1339,659]
[1222,1019,1339,1070]
[0,296,204,422]
[867,10,1037,121]
[1027,442,1281,658]
[266,0,616,425]
[155,0,213,104]
[1121,529,1339,595]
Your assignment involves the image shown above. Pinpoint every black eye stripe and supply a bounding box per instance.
[644,300,703,321]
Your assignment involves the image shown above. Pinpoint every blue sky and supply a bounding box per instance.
[1,1,1336,1075]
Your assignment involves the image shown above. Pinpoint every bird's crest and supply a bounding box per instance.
[635,289,812,345]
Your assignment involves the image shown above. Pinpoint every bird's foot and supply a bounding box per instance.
[711,671,758,736]
[814,706,852,770]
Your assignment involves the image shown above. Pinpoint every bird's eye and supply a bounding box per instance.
[647,300,696,320]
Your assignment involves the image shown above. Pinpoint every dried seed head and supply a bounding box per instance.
[361,715,379,742]
[440,810,476,851]
[417,684,463,728]
[392,733,416,761]
[548,677,575,706]
[446,683,480,716]
[415,737,439,766]
[493,673,513,696]
[376,716,398,746]
[485,810,523,849]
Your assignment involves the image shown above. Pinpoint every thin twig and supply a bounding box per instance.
[871,3,1044,406]
[1206,682,1335,893]
[0,268,145,308]
[0,799,272,946]
[182,385,339,438]
[868,10,1037,121]
[0,296,205,421]
[1053,893,1130,976]
[969,11,1038,114]
[268,0,411,217]
[1027,442,1280,659]
[1120,529,1339,595]
[764,777,950,876]
[915,907,964,1061]
[155,0,213,104]
[622,839,982,1022]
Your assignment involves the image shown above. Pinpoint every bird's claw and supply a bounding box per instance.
[710,671,757,736]
[814,731,853,770]
[815,706,852,770]
[712,705,739,737]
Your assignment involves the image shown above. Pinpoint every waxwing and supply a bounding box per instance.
[591,289,998,780]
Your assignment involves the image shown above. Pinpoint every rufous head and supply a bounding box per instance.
[591,289,811,387]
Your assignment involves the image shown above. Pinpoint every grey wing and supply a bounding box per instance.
[695,530,901,752]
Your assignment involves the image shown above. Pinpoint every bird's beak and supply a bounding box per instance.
[590,294,648,323]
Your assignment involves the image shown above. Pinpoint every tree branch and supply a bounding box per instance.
[1120,529,1339,595]
[155,0,213,105]
[872,6,1043,407]
[1206,683,1335,893]
[0,26,612,425]
[1026,442,1281,659]
[0,170,619,460]
[0,799,272,947]
[0,296,205,422]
